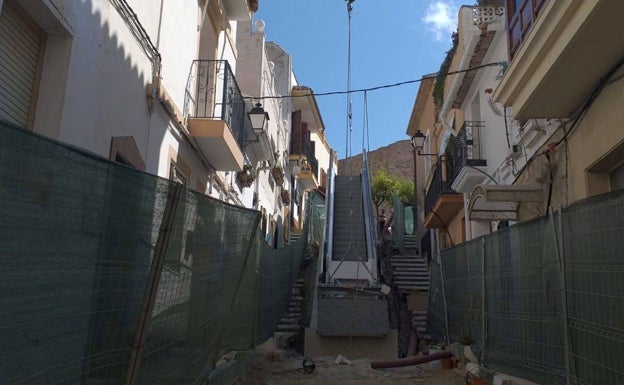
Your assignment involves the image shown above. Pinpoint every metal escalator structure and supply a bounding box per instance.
[314,151,390,337]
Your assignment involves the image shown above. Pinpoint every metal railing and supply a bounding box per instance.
[361,151,378,266]
[424,156,457,216]
[424,121,486,216]
[185,60,246,145]
[449,121,487,183]
[302,140,319,180]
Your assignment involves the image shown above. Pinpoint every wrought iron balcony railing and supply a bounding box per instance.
[424,156,456,217]
[185,60,246,146]
[449,121,487,183]
[302,140,319,180]
[424,121,486,216]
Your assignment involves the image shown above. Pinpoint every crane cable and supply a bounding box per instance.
[346,0,354,159]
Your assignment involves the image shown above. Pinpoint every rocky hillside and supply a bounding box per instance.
[338,140,414,182]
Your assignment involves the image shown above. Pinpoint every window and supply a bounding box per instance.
[170,161,187,185]
[610,162,624,192]
[0,0,46,129]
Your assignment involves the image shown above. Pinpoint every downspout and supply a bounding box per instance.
[464,192,473,240]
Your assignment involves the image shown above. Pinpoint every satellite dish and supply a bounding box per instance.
[255,19,265,33]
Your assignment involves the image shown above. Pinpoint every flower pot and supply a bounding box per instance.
[440,357,453,370]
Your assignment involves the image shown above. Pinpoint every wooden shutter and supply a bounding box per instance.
[0,0,45,128]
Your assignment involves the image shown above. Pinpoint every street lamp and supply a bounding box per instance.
[409,131,425,233]
[244,103,270,147]
[410,130,426,153]
[248,102,269,136]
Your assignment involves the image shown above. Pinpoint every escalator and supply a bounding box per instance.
[312,153,390,338]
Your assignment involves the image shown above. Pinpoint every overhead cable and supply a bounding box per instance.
[245,61,507,100]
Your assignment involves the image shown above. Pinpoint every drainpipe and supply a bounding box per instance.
[464,193,472,240]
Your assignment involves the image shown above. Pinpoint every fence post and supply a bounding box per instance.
[252,238,260,349]
[481,237,486,363]
[439,246,450,346]
[551,208,575,385]
[125,182,183,385]
[211,214,261,364]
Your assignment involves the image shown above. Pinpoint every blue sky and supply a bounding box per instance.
[255,1,463,161]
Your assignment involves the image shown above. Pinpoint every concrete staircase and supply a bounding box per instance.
[403,234,419,254]
[275,277,305,333]
[288,232,302,245]
[412,310,429,339]
[388,252,430,340]
[389,254,429,291]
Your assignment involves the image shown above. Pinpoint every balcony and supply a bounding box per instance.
[495,0,624,118]
[423,157,463,229]
[291,152,319,191]
[185,60,246,171]
[290,128,319,190]
[450,121,487,193]
[222,0,253,21]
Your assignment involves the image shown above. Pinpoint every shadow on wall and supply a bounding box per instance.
[1,0,188,382]
[17,0,171,173]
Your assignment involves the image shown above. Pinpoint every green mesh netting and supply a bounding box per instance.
[0,120,324,384]
[429,190,624,385]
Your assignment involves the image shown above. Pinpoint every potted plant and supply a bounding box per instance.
[237,164,256,188]
[281,189,290,205]
[272,164,285,186]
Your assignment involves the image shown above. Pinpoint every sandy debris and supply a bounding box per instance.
[235,353,465,385]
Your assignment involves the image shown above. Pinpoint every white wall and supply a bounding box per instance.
[26,0,200,177]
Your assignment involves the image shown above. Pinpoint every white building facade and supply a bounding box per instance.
[0,0,315,245]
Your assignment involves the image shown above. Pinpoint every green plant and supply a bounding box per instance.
[371,169,416,211]
[237,164,256,188]
[433,31,459,117]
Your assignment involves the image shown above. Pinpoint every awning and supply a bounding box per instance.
[468,184,543,221]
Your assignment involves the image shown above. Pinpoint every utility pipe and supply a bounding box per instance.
[370,351,452,369]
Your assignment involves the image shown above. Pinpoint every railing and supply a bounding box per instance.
[322,150,336,284]
[449,121,487,183]
[185,60,247,145]
[424,156,456,216]
[361,151,378,267]
[507,0,548,58]
[302,140,319,180]
[424,121,487,216]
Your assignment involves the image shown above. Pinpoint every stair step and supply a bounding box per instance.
[397,285,429,291]
[393,269,429,279]
[390,260,427,264]
[276,324,300,332]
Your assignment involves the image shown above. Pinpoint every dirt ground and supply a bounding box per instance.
[235,353,466,385]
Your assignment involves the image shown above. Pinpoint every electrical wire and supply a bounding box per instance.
[243,62,506,100]
[503,106,511,149]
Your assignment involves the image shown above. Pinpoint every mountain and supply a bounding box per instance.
[338,140,414,182]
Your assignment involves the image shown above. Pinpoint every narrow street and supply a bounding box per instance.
[235,355,464,385]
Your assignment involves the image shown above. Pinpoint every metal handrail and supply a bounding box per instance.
[449,121,486,183]
[361,151,378,266]
[424,156,456,216]
[322,150,336,284]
